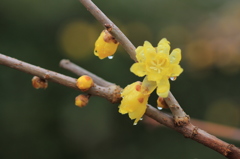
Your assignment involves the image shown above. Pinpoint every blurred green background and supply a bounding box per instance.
[1,0,240,158]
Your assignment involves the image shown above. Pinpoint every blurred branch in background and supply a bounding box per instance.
[144,115,240,142]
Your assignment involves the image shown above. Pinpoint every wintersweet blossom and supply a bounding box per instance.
[130,38,183,97]
[119,81,150,125]
[94,30,119,59]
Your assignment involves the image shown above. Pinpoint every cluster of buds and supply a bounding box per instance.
[31,30,183,126]
[75,75,94,107]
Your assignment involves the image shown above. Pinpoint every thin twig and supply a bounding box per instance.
[79,0,189,125]
[59,59,113,87]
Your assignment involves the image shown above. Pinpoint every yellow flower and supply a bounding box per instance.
[119,81,149,125]
[94,30,119,59]
[130,38,183,97]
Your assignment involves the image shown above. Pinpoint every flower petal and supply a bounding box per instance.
[94,30,119,59]
[121,81,140,96]
[128,100,147,124]
[142,76,157,95]
[136,46,145,62]
[130,63,146,77]
[143,41,156,54]
[170,48,181,64]
[118,105,128,114]
[156,38,170,55]
[156,77,170,98]
[169,64,183,77]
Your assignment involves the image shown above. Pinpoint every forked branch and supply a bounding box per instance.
[79,0,189,126]
[0,54,240,158]
[0,0,239,158]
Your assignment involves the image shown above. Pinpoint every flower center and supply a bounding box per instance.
[149,57,169,73]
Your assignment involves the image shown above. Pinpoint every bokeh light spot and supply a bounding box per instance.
[205,99,240,127]
[185,39,215,70]
[58,20,98,61]
[158,25,190,46]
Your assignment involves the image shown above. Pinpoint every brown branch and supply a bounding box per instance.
[146,106,240,159]
[0,53,121,103]
[165,92,190,126]
[0,53,240,158]
[0,1,239,157]
[79,0,189,125]
[60,58,240,159]
[144,116,240,142]
[79,0,137,62]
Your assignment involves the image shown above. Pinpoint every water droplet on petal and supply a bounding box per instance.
[108,56,114,59]
[170,77,177,81]
[140,118,143,121]
[157,106,163,110]
[133,122,137,125]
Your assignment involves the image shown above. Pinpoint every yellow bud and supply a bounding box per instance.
[94,30,119,59]
[76,75,94,91]
[75,94,89,107]
[32,76,48,89]
[157,96,168,109]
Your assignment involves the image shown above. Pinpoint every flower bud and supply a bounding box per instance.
[76,75,94,91]
[157,96,168,109]
[94,30,119,59]
[75,94,89,107]
[32,76,48,89]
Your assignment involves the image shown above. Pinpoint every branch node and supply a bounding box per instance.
[173,115,190,126]
[44,72,50,80]
[191,126,199,138]
[225,144,234,156]
[104,24,113,32]
[108,85,122,103]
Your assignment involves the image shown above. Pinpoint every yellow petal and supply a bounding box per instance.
[143,41,156,54]
[118,105,128,114]
[136,46,145,62]
[156,77,170,98]
[121,81,142,97]
[128,100,147,124]
[146,70,162,81]
[145,51,157,62]
[169,64,183,77]
[130,63,146,77]
[142,76,157,95]
[157,38,170,55]
[170,48,181,64]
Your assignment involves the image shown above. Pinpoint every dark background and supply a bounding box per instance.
[0,0,240,158]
